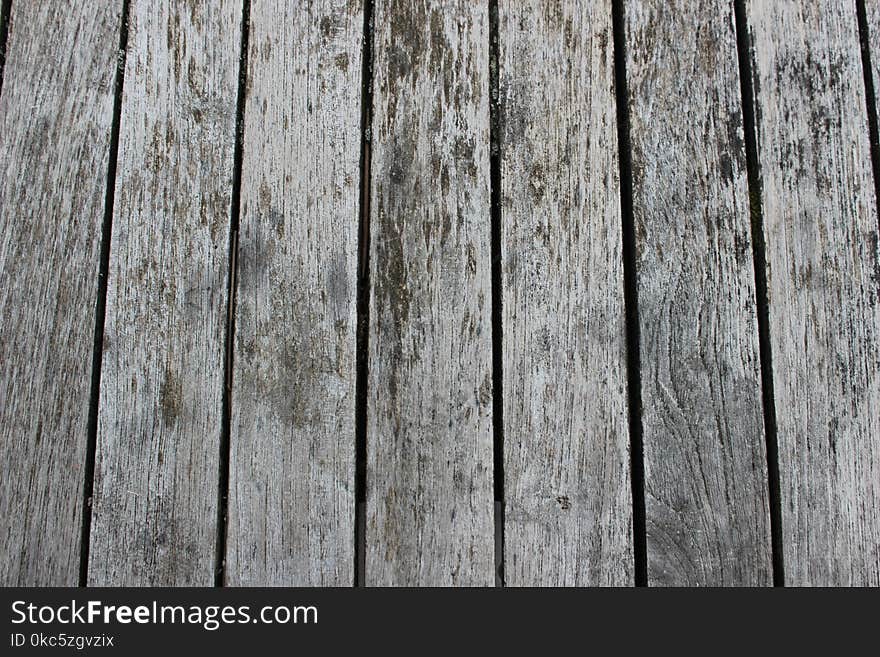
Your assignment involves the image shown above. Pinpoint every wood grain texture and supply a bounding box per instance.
[227,0,362,586]
[625,0,772,585]
[498,0,632,586]
[0,1,121,585]
[745,0,880,585]
[366,0,494,586]
[88,0,240,585]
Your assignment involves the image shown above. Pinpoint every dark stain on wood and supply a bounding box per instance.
[159,366,182,427]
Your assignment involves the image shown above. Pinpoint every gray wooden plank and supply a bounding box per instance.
[745,0,880,585]
[88,0,240,585]
[0,1,121,586]
[625,0,773,585]
[498,0,633,586]
[366,0,494,586]
[227,0,362,586]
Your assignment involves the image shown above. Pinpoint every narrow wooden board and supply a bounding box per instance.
[0,1,121,585]
[625,0,773,585]
[745,0,880,585]
[498,0,633,586]
[366,0,495,586]
[88,0,240,585]
[227,0,362,586]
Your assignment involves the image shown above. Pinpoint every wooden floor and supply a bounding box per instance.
[1,0,879,587]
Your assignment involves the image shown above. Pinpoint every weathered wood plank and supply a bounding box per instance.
[498,0,632,586]
[88,0,240,585]
[744,0,880,585]
[0,1,121,585]
[366,0,494,586]
[625,0,773,585]
[227,0,362,586]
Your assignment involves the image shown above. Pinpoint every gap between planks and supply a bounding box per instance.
[855,0,880,223]
[355,0,376,589]
[0,0,13,96]
[611,0,648,587]
[488,0,506,589]
[213,0,252,589]
[733,0,785,587]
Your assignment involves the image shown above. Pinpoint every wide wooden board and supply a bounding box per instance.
[498,0,633,586]
[625,0,773,585]
[0,1,121,585]
[226,0,362,586]
[366,0,495,586]
[88,0,241,585]
[745,0,880,585]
